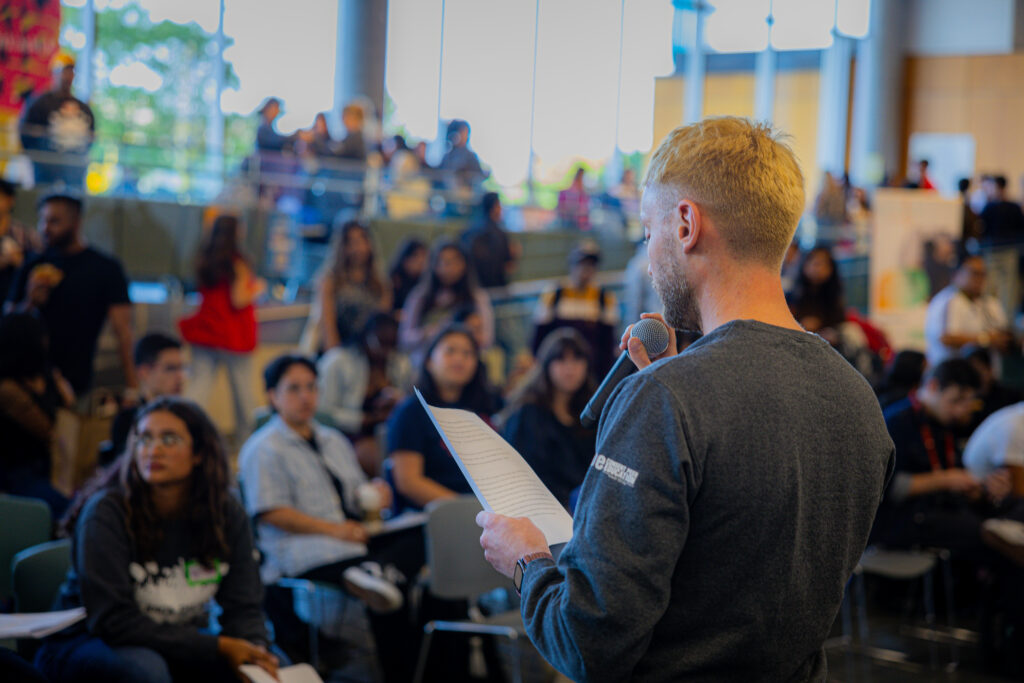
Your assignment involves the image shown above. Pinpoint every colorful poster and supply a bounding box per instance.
[0,0,62,156]
[869,188,961,350]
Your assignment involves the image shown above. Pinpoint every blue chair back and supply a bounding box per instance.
[0,494,52,605]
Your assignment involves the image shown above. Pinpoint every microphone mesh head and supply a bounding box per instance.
[630,318,670,356]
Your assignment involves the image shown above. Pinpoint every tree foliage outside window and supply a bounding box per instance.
[61,2,254,200]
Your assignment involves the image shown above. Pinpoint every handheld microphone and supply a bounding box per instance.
[580,317,671,429]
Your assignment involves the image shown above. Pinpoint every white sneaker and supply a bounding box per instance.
[982,518,1024,545]
[342,562,404,613]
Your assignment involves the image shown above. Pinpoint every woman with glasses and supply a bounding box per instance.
[35,398,276,683]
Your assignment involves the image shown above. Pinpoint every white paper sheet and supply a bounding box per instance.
[415,388,574,545]
[241,663,323,683]
[0,607,86,639]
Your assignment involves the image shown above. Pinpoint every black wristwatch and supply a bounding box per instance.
[513,552,554,596]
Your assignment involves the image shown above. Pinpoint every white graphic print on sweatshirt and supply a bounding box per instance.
[128,558,229,625]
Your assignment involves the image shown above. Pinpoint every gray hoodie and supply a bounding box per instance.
[520,320,894,682]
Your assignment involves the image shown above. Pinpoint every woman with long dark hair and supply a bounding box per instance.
[179,214,264,440]
[387,237,427,315]
[386,324,499,510]
[398,240,493,359]
[501,328,597,509]
[35,398,276,683]
[314,219,390,351]
[787,246,847,340]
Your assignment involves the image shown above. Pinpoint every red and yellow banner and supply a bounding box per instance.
[0,0,62,155]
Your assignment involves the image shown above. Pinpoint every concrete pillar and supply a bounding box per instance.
[815,33,853,177]
[334,0,389,118]
[848,0,908,188]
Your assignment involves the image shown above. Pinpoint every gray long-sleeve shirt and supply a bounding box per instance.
[53,490,268,661]
[520,320,894,682]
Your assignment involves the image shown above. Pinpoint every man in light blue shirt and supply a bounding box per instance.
[239,354,423,682]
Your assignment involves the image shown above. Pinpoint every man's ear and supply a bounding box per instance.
[677,199,702,254]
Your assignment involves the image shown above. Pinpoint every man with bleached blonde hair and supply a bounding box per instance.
[478,117,894,681]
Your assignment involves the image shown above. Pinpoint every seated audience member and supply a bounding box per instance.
[787,246,847,343]
[963,402,1024,481]
[6,191,135,398]
[964,345,1023,428]
[0,179,38,301]
[387,237,428,316]
[180,214,265,441]
[980,174,1024,247]
[106,333,186,465]
[557,167,591,231]
[303,112,336,159]
[0,312,70,518]
[312,219,390,351]
[36,398,276,683]
[460,192,517,289]
[924,255,1012,366]
[876,350,927,411]
[439,119,486,190]
[239,354,418,683]
[501,328,597,509]
[387,325,500,510]
[533,240,619,377]
[399,240,494,360]
[872,359,1020,555]
[255,97,296,154]
[317,313,413,475]
[335,104,367,162]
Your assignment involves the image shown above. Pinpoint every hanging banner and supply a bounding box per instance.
[0,0,62,157]
[869,188,962,350]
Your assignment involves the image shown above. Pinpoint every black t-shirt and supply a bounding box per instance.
[504,402,595,508]
[8,247,130,394]
[460,221,512,289]
[980,200,1024,246]
[386,394,480,505]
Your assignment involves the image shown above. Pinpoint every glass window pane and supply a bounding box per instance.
[837,0,870,38]
[771,0,834,51]
[386,0,444,140]
[704,0,770,53]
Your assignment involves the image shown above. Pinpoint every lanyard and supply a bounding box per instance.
[908,393,956,472]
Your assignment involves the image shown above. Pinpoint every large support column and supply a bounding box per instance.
[334,0,389,118]
[848,0,907,188]
[815,34,853,177]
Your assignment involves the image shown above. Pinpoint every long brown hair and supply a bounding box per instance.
[502,328,596,429]
[325,220,386,298]
[196,214,247,289]
[61,398,231,565]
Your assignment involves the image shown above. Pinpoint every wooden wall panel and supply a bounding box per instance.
[905,54,1024,195]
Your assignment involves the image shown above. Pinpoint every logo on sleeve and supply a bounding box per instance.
[592,454,639,487]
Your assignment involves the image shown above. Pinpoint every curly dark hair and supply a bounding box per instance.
[61,398,231,565]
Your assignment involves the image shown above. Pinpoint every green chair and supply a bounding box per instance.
[0,495,52,607]
[12,539,72,613]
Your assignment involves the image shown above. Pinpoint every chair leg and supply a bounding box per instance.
[940,550,959,670]
[856,570,869,644]
[413,623,435,683]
